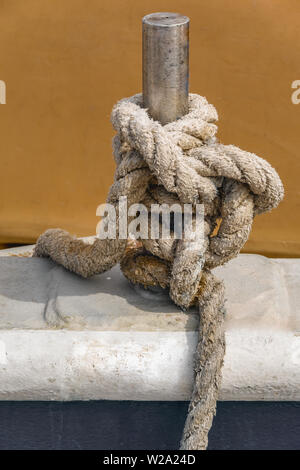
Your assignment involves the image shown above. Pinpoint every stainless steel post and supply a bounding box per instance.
[142,12,189,125]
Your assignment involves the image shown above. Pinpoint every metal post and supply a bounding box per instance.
[142,12,189,125]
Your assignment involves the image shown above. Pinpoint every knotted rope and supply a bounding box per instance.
[34,93,284,450]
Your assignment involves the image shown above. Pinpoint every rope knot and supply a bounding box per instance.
[33,92,284,451]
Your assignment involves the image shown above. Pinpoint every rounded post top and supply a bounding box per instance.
[142,12,189,28]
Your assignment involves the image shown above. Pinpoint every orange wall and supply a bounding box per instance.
[0,0,299,256]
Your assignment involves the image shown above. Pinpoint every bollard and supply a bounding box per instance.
[142,12,189,125]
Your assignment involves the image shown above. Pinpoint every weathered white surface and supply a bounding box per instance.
[0,243,299,401]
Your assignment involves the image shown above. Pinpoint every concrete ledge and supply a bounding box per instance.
[0,243,299,401]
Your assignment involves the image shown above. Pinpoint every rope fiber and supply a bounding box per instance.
[34,93,284,449]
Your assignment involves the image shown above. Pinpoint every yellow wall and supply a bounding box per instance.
[0,0,299,256]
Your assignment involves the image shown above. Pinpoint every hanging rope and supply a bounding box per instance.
[34,93,284,450]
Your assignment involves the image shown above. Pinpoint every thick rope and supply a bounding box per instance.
[180,271,225,450]
[33,93,283,449]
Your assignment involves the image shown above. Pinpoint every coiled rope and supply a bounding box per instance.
[34,93,283,449]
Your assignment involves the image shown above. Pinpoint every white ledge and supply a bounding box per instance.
[0,243,299,401]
